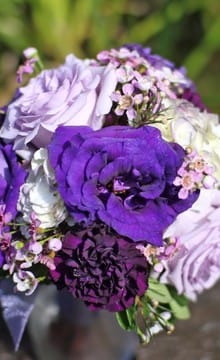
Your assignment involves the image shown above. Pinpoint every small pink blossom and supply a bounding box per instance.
[13,269,38,295]
[136,238,179,273]
[174,150,216,199]
[40,255,56,270]
[116,65,135,83]
[28,241,43,255]
[16,58,37,84]
[48,238,62,252]
[0,205,12,230]
[0,232,12,251]
[203,175,216,189]
[29,212,41,242]
[112,83,143,121]
[133,72,153,92]
[23,47,38,59]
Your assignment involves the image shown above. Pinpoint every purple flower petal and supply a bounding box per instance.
[50,226,149,311]
[48,125,198,246]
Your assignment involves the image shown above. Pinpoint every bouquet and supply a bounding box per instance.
[0,44,219,351]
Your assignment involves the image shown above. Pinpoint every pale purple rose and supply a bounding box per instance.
[0,54,117,159]
[161,189,220,301]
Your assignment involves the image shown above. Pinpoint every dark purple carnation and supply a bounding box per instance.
[50,226,148,311]
[0,143,27,217]
[48,125,198,246]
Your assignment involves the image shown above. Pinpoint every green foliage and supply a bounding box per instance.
[116,277,191,344]
[116,306,136,331]
[168,287,190,320]
[146,278,172,304]
[147,278,190,320]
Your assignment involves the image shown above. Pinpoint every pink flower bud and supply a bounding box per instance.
[48,238,62,252]
[23,47,37,59]
[154,263,164,273]
[203,175,216,189]
[29,242,43,255]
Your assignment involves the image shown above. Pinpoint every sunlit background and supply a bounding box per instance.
[0,0,219,111]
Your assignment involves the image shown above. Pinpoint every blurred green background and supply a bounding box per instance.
[0,0,219,112]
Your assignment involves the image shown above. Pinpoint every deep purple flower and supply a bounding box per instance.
[181,88,207,112]
[0,143,26,217]
[0,250,4,267]
[124,44,176,70]
[50,225,148,311]
[48,125,198,246]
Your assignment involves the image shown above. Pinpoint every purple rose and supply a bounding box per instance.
[161,189,220,301]
[48,125,198,246]
[50,225,148,311]
[0,143,26,217]
[0,55,117,159]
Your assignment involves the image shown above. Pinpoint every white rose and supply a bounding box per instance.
[18,148,67,228]
[153,99,220,182]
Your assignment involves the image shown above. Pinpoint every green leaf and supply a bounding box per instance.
[125,306,136,328]
[146,278,172,303]
[116,310,135,331]
[170,298,190,319]
[116,311,129,331]
[116,306,136,331]
[140,295,151,318]
[168,287,190,320]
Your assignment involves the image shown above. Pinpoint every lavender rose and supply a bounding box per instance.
[0,54,117,160]
[0,143,26,217]
[161,189,220,301]
[48,125,198,246]
[50,225,148,311]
